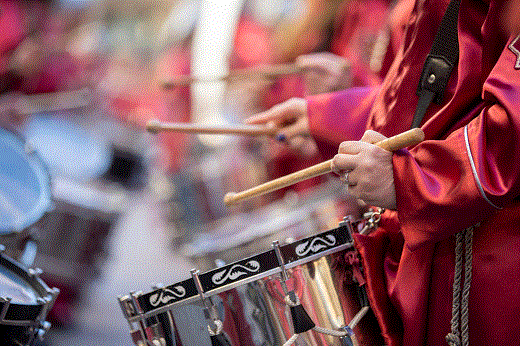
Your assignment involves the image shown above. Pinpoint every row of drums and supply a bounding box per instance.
[118,208,385,346]
[0,113,150,345]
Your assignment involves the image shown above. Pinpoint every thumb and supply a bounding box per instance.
[360,130,387,144]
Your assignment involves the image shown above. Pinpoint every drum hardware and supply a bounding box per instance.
[271,217,382,346]
[17,232,40,269]
[0,244,60,346]
[21,114,128,326]
[191,269,232,346]
[0,126,62,345]
[272,240,315,336]
[127,290,168,346]
[271,227,361,346]
[357,208,384,235]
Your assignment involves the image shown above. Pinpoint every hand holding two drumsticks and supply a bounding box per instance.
[224,128,425,207]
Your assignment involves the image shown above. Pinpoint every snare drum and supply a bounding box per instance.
[0,245,59,346]
[119,217,384,346]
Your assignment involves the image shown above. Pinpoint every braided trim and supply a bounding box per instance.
[446,225,476,346]
[460,227,474,346]
[446,231,464,346]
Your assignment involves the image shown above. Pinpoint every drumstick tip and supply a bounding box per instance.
[146,119,162,133]
[161,81,175,89]
[411,127,425,142]
[223,192,237,206]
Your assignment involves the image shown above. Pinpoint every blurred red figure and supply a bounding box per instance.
[155,42,192,174]
[502,0,520,35]
[0,0,26,91]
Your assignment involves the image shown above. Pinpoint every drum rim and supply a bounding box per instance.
[0,250,58,325]
[0,128,52,235]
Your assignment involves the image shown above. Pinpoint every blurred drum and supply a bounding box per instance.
[0,127,52,237]
[90,117,151,191]
[22,114,126,326]
[118,215,384,346]
[0,244,59,346]
[182,181,346,272]
[23,115,112,183]
[33,176,124,326]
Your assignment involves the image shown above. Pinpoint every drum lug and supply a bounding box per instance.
[339,216,355,242]
[118,295,136,318]
[0,296,12,321]
[28,267,44,278]
[37,321,52,340]
[191,269,218,321]
[129,291,151,346]
[151,283,165,290]
[272,241,316,334]
[359,208,384,235]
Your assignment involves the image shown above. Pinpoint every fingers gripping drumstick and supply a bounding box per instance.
[223,128,425,206]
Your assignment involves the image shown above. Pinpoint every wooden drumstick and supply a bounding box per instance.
[146,119,278,136]
[162,63,302,88]
[14,88,91,115]
[224,128,425,206]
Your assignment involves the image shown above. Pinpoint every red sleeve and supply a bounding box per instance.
[306,86,378,148]
[394,35,520,249]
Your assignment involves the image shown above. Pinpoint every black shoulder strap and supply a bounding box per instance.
[411,0,461,129]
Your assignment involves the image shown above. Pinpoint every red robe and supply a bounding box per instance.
[330,0,394,87]
[305,0,520,344]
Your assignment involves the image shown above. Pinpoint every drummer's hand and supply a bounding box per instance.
[331,130,397,210]
[245,97,310,142]
[295,52,351,95]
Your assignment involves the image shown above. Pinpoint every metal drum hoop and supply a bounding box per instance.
[0,245,59,327]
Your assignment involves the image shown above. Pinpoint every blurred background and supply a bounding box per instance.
[0,0,399,344]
